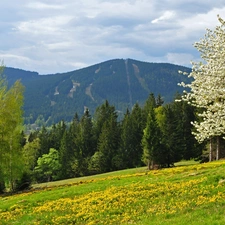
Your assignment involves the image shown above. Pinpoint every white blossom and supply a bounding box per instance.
[179,15,225,143]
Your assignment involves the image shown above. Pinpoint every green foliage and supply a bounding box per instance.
[142,105,163,169]
[0,68,25,192]
[19,95,203,183]
[0,74,203,188]
[0,169,5,193]
[23,138,41,171]
[34,148,61,182]
[58,131,74,179]
[119,104,144,168]
[96,111,120,172]
[88,151,105,173]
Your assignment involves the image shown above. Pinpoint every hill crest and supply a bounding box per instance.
[3,58,191,125]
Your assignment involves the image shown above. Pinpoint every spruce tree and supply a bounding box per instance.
[97,113,120,172]
[74,109,94,175]
[142,107,162,169]
[120,104,144,168]
[94,102,120,172]
[59,130,74,179]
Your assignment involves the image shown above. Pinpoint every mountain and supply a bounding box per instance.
[3,58,191,125]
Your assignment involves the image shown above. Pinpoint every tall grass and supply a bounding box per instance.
[1,160,225,224]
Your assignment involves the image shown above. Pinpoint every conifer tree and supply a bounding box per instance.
[73,108,94,175]
[59,130,73,178]
[65,113,81,177]
[78,108,94,158]
[49,121,66,151]
[119,109,133,169]
[120,104,144,168]
[38,126,50,156]
[96,113,120,172]
[142,106,162,169]
[143,93,157,121]
[93,101,120,172]
[93,100,117,143]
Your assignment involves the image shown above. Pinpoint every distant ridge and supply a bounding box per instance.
[3,58,191,125]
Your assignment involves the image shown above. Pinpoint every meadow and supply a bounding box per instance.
[1,160,225,224]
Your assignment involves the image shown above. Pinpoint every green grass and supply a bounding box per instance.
[1,160,225,224]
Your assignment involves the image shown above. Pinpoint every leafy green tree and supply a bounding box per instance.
[23,138,41,172]
[88,151,105,174]
[34,148,61,182]
[0,73,25,191]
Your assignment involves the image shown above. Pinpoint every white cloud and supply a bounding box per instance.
[26,2,64,10]
[16,16,73,34]
[1,0,225,73]
[166,53,196,66]
[151,11,176,24]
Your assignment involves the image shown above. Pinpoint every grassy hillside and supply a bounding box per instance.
[1,160,225,224]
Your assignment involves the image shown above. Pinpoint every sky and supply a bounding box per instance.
[1,0,225,74]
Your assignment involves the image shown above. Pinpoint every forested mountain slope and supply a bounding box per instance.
[4,58,191,124]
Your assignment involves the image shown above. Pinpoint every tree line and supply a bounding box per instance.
[0,72,207,193]
[20,94,202,185]
[2,15,225,192]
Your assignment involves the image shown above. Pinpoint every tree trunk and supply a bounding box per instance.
[209,138,213,162]
[216,136,220,160]
[147,160,150,170]
[9,138,14,192]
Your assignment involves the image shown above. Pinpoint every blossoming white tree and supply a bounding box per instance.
[179,15,225,161]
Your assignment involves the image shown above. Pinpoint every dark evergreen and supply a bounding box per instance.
[59,130,73,179]
[160,105,178,166]
[119,103,144,168]
[38,126,50,156]
[143,93,157,125]
[18,93,205,184]
[142,106,162,169]
[49,121,67,150]
[73,109,94,176]
[94,102,120,172]
[172,96,202,160]
[156,94,164,107]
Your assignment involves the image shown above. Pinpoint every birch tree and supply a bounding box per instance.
[0,70,25,191]
[179,15,225,161]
